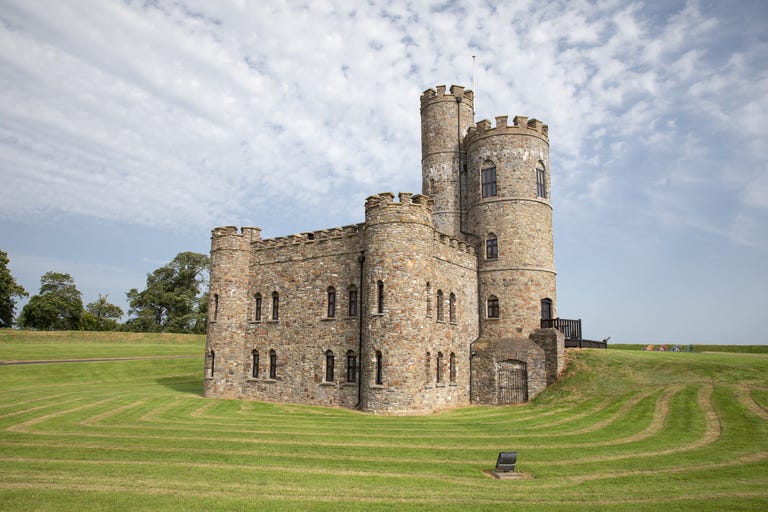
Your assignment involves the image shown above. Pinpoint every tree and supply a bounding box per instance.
[124,251,209,333]
[18,272,83,330]
[81,294,124,331]
[0,250,28,328]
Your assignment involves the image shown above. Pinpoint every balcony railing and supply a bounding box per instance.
[541,318,582,340]
[540,318,607,348]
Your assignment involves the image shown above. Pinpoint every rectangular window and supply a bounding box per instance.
[486,237,498,259]
[536,164,547,198]
[252,350,259,378]
[327,288,336,318]
[325,351,335,382]
[272,292,279,321]
[254,294,262,321]
[269,350,277,379]
[348,288,357,316]
[346,353,357,383]
[377,280,384,314]
[375,350,383,385]
[482,165,497,198]
[212,294,219,321]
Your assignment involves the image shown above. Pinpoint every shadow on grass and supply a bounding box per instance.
[156,377,204,396]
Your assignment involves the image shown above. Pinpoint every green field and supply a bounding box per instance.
[1,332,766,511]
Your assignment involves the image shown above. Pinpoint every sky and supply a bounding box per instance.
[1,0,766,344]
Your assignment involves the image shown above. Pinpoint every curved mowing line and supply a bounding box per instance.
[735,384,768,420]
[5,397,119,433]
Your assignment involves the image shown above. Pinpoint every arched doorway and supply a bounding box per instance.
[497,360,528,404]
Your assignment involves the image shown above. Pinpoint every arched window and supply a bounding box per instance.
[346,350,357,383]
[449,292,456,323]
[541,298,553,321]
[486,233,498,259]
[426,282,432,317]
[252,350,259,378]
[327,287,336,318]
[487,295,500,318]
[481,161,497,198]
[425,351,431,383]
[325,350,335,382]
[449,352,456,383]
[377,280,384,314]
[536,160,547,198]
[348,285,358,316]
[436,290,444,321]
[212,294,219,322]
[436,352,444,383]
[375,350,383,385]
[254,293,262,321]
[271,292,279,321]
[269,349,277,379]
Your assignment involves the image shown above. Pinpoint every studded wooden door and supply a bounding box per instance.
[497,360,528,404]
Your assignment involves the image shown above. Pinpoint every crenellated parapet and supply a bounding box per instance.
[252,224,362,251]
[434,231,477,256]
[364,192,434,227]
[211,226,261,252]
[420,84,474,110]
[465,115,549,146]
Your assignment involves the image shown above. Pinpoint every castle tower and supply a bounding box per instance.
[204,226,261,398]
[360,192,436,413]
[465,115,556,339]
[420,85,475,239]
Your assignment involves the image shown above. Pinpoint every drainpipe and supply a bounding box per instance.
[356,252,365,409]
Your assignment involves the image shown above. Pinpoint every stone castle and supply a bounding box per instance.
[203,84,565,414]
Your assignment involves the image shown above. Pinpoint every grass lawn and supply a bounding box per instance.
[0,331,766,511]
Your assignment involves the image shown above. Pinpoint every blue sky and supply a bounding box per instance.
[1,0,766,344]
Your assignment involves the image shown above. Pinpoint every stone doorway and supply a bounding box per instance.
[497,360,528,404]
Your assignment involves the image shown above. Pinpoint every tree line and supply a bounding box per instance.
[0,250,210,334]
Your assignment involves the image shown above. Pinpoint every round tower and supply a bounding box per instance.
[360,192,435,413]
[204,225,260,398]
[465,115,556,339]
[420,85,475,239]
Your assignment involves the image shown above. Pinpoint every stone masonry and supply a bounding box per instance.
[204,84,564,414]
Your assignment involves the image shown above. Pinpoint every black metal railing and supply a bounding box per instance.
[541,318,582,340]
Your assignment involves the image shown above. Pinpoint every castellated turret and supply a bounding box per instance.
[205,226,261,397]
[464,115,556,338]
[420,85,475,239]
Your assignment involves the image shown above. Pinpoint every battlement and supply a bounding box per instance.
[434,231,477,255]
[252,224,362,251]
[420,84,474,108]
[465,115,549,144]
[364,192,434,214]
[211,226,262,252]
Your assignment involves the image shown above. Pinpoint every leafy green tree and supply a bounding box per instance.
[124,251,210,333]
[0,250,29,328]
[18,272,84,330]
[81,294,124,331]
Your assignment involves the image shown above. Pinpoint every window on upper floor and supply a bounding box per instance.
[536,160,547,199]
[327,287,336,318]
[377,280,384,314]
[254,293,262,321]
[436,290,444,321]
[487,295,500,319]
[212,294,219,322]
[541,298,553,321]
[348,285,358,317]
[486,233,498,259]
[325,350,335,382]
[449,292,456,323]
[426,282,432,317]
[271,292,279,321]
[346,350,357,383]
[449,352,456,383]
[481,161,497,198]
[425,351,431,383]
[436,351,444,383]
